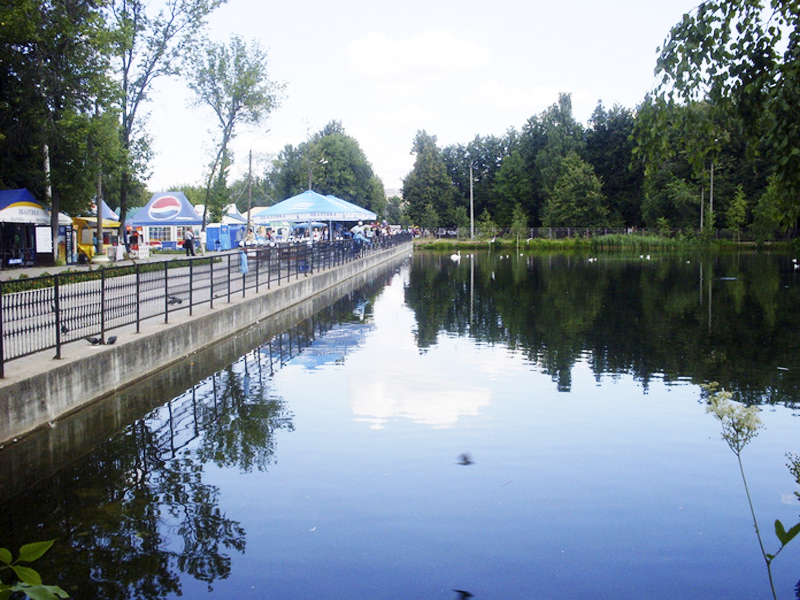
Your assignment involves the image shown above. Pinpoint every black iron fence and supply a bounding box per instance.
[430,227,794,241]
[0,233,412,377]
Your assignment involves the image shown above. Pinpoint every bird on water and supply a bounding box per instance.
[458,453,474,466]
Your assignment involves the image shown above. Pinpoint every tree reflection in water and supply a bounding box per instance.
[406,251,800,405]
[0,278,388,599]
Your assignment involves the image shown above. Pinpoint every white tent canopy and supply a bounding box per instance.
[252,190,376,224]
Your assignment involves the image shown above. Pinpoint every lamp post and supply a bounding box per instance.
[469,164,474,240]
[307,158,328,191]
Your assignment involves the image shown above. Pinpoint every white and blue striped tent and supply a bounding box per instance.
[252,190,376,224]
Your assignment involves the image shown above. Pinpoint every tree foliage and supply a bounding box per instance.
[108,0,226,233]
[541,153,608,228]
[653,0,800,227]
[492,151,534,228]
[403,131,456,226]
[585,102,644,226]
[0,0,116,218]
[265,121,385,213]
[186,35,283,226]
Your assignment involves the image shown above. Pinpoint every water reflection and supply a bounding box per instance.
[407,251,800,404]
[0,266,400,599]
[2,252,799,599]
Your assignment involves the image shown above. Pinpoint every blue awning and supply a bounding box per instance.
[129,192,203,226]
[252,190,376,223]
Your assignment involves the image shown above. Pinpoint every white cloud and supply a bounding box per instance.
[348,29,491,85]
[464,80,601,124]
[465,80,563,112]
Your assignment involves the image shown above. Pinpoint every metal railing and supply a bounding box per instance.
[0,233,412,377]
[430,227,795,242]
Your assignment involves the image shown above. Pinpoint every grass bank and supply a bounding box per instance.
[414,235,792,253]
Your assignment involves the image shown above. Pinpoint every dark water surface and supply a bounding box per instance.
[2,251,800,599]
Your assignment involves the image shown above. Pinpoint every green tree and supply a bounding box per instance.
[186,35,283,226]
[311,122,385,214]
[585,102,644,227]
[403,131,456,226]
[642,176,701,230]
[653,0,800,226]
[634,98,761,231]
[751,176,783,243]
[443,131,516,229]
[518,113,549,225]
[727,184,748,241]
[476,209,498,240]
[491,150,534,228]
[267,143,305,200]
[534,93,585,198]
[541,153,608,228]
[266,121,384,213]
[419,202,440,233]
[384,195,403,225]
[0,0,117,256]
[109,0,226,237]
[509,203,529,245]
[452,205,469,239]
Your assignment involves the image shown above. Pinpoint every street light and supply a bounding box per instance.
[307,158,328,191]
[469,164,474,240]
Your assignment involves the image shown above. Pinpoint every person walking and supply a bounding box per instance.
[184,229,195,256]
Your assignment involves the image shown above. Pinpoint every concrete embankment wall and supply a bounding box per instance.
[0,243,413,446]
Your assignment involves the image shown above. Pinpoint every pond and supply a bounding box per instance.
[2,250,800,599]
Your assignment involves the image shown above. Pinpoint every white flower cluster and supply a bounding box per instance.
[703,382,762,456]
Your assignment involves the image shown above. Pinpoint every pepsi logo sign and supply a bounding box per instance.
[149,195,182,220]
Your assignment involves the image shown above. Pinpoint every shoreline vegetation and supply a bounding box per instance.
[414,234,797,253]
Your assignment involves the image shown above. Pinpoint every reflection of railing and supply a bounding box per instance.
[144,308,367,462]
[0,233,412,377]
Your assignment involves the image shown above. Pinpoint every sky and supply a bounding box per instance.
[146,0,698,196]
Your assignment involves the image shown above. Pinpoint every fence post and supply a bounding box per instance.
[164,260,169,323]
[227,253,232,302]
[255,248,260,294]
[136,263,141,333]
[189,259,194,316]
[100,268,107,343]
[210,257,215,309]
[54,275,62,359]
[0,280,5,378]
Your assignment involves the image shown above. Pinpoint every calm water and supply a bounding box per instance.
[2,251,800,599]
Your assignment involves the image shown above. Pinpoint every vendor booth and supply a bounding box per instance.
[128,192,203,253]
[0,188,72,268]
[73,200,120,263]
[252,190,376,242]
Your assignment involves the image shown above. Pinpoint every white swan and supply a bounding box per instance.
[450,250,461,262]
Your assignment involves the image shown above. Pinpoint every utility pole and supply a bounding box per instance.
[469,164,474,239]
[709,162,714,231]
[247,149,253,229]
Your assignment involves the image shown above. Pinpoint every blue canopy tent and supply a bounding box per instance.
[0,189,50,267]
[252,190,376,242]
[128,192,203,250]
[84,198,119,221]
[0,189,51,225]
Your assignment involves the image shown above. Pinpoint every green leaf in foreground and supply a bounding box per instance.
[18,541,55,564]
[774,519,800,547]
